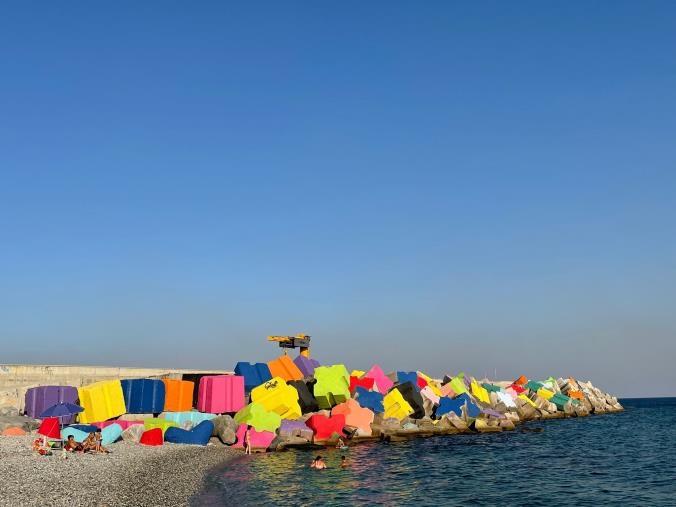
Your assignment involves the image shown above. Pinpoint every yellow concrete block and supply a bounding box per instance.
[78,380,126,423]
[471,380,490,404]
[251,377,302,419]
[518,394,536,407]
[537,388,555,400]
[350,370,366,378]
[383,389,413,420]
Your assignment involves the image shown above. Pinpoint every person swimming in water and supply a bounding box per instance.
[310,455,327,469]
[340,455,348,469]
[335,437,346,449]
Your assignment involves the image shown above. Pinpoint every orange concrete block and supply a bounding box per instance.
[514,375,528,386]
[568,391,585,400]
[162,379,194,412]
[331,398,374,434]
[1,427,27,436]
[267,355,304,382]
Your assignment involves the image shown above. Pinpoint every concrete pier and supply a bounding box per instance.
[0,364,233,413]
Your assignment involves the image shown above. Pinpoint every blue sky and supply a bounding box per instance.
[1,2,674,397]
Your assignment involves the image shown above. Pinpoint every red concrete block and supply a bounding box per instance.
[139,428,163,446]
[349,376,375,393]
[305,413,346,442]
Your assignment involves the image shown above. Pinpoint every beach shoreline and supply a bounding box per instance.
[0,435,239,507]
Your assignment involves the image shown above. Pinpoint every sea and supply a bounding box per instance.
[192,398,676,506]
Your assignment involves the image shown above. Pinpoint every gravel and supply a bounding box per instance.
[0,434,239,507]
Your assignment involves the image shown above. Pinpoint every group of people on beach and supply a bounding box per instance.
[32,429,109,456]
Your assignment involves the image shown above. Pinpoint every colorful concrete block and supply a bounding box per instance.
[25,386,79,423]
[288,380,319,414]
[353,387,384,413]
[251,377,302,419]
[234,362,272,391]
[197,375,245,414]
[143,418,178,435]
[435,397,465,418]
[162,379,194,413]
[313,365,350,409]
[331,398,374,433]
[140,428,163,446]
[349,376,375,393]
[471,381,490,404]
[164,420,214,446]
[420,386,440,405]
[232,424,276,450]
[383,389,414,420]
[267,355,304,382]
[294,355,320,377]
[78,380,126,424]
[234,402,281,433]
[364,365,394,394]
[162,411,217,426]
[120,379,165,414]
[305,413,346,441]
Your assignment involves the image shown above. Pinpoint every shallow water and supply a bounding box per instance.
[193,398,676,506]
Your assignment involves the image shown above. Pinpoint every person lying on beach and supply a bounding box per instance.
[32,436,52,456]
[310,456,327,469]
[64,435,83,452]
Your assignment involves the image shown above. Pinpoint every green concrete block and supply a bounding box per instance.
[234,402,282,432]
[313,364,350,409]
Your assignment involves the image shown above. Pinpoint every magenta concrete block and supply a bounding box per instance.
[232,423,276,450]
[93,420,144,431]
[197,375,245,414]
[364,365,394,394]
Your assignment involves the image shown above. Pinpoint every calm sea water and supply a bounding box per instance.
[192,398,676,506]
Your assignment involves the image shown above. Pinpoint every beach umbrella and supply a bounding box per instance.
[40,402,84,420]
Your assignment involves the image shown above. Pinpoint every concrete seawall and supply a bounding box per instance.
[0,364,233,413]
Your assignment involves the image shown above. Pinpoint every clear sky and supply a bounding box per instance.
[1,2,674,397]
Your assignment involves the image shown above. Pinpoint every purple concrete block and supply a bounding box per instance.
[293,355,320,377]
[25,386,79,423]
[279,418,314,439]
[481,408,506,419]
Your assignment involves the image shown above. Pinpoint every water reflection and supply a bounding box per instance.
[193,399,676,507]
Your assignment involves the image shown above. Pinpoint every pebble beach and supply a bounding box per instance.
[0,435,238,507]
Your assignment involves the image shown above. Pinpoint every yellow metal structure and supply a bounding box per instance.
[267,334,311,357]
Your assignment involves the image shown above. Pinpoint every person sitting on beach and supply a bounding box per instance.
[82,432,97,453]
[93,429,109,453]
[340,455,348,469]
[310,455,327,469]
[32,436,52,456]
[64,435,83,453]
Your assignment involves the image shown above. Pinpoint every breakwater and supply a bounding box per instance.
[0,359,622,448]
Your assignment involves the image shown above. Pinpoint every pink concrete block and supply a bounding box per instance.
[364,365,394,394]
[420,386,440,406]
[93,420,144,431]
[197,375,245,414]
[232,423,276,450]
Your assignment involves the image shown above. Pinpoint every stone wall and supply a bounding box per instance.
[0,364,233,413]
